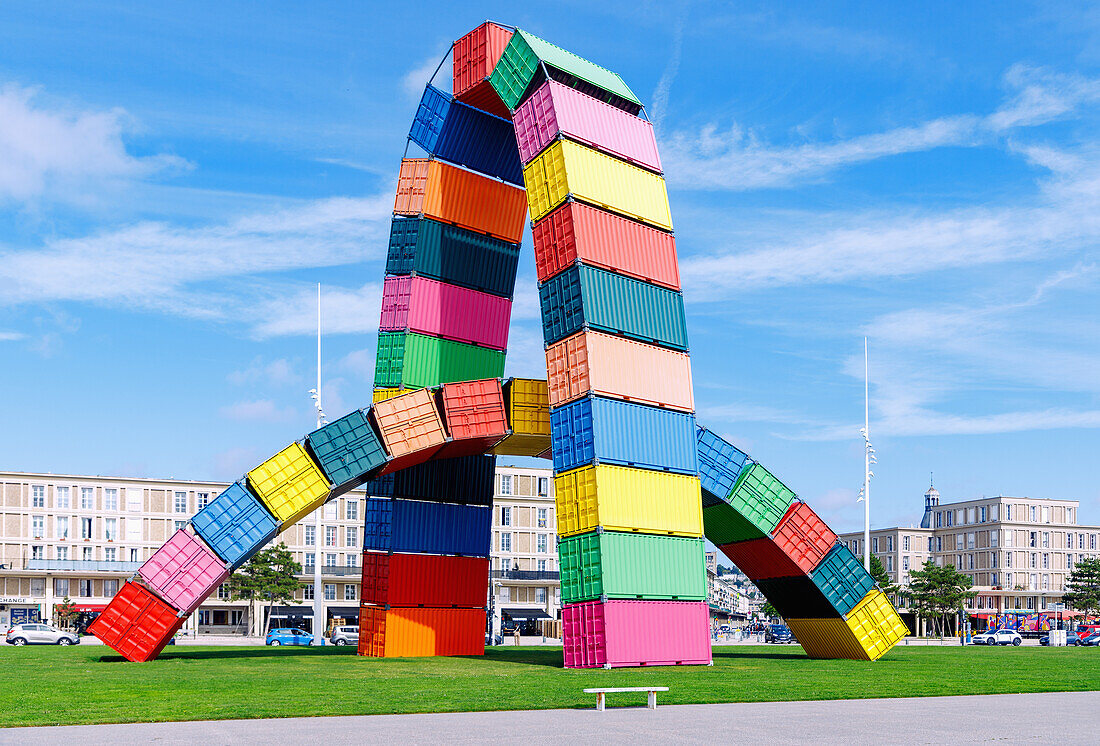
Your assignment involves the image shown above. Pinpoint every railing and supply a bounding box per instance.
[300,565,362,577]
[491,570,560,581]
[24,560,143,572]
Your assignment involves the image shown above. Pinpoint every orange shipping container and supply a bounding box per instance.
[394,159,527,244]
[371,388,447,474]
[357,605,486,658]
[545,330,695,412]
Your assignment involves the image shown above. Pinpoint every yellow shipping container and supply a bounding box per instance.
[247,442,330,527]
[786,618,869,660]
[522,139,673,230]
[493,377,550,456]
[555,464,703,538]
[372,387,406,403]
[788,589,908,661]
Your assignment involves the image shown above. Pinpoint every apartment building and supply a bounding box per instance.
[704,551,750,624]
[838,484,1100,621]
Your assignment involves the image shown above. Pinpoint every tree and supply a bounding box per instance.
[228,544,302,638]
[760,601,779,621]
[869,555,901,599]
[54,597,80,630]
[1063,557,1100,619]
[907,560,977,637]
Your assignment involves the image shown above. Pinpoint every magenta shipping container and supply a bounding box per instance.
[513,79,662,172]
[380,275,511,351]
[137,529,230,614]
[562,599,711,668]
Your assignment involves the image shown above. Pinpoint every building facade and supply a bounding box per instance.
[704,551,750,624]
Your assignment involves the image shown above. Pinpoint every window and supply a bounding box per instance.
[1042,553,1049,569]
[31,545,44,560]
[1006,553,1013,568]
[79,580,92,598]
[130,548,140,562]
[967,508,975,524]
[56,546,68,561]
[903,536,910,551]
[1068,507,1075,524]
[325,553,337,567]
[992,552,998,568]
[538,477,548,496]
[323,583,336,601]
[302,584,314,600]
[217,583,231,600]
[902,556,910,571]
[991,572,998,586]
[887,556,894,571]
[1030,553,1037,569]
[537,508,548,528]
[990,505,999,521]
[83,546,93,561]
[500,532,512,552]
[325,526,337,547]
[967,533,975,550]
[305,553,315,567]
[946,512,952,527]
[1043,574,1050,590]
[346,500,358,521]
[32,515,45,539]
[30,578,44,597]
[196,492,210,510]
[1029,532,1037,548]
[536,587,547,603]
[500,506,512,527]
[1080,534,1086,549]
[991,531,999,547]
[887,536,894,552]
[323,503,337,520]
[174,491,187,513]
[173,520,186,532]
[103,579,118,596]
[872,538,879,553]
[56,486,70,508]
[1042,506,1050,524]
[32,485,45,508]
[344,585,357,601]
[500,475,513,495]
[104,488,118,511]
[1005,531,1013,547]
[936,537,943,552]
[1030,506,1037,522]
[537,534,548,553]
[345,553,358,567]
[81,487,94,509]
[80,517,93,540]
[305,525,316,546]
[538,559,547,571]
[1069,554,1076,569]
[936,512,943,528]
[928,537,934,552]
[1005,504,1012,521]
[1092,534,1097,551]
[54,578,69,597]
[104,517,117,541]
[346,527,357,548]
[980,506,987,523]
[104,547,116,562]
[1042,532,1049,548]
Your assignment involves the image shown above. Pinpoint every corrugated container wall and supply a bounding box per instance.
[810,544,875,616]
[137,529,229,614]
[87,581,187,663]
[380,275,511,351]
[246,443,330,527]
[374,331,506,389]
[493,377,552,456]
[387,216,520,299]
[695,427,750,505]
[771,502,838,575]
[558,532,706,603]
[717,537,805,582]
[453,21,512,119]
[190,482,279,568]
[561,600,711,668]
[362,497,491,557]
[371,388,448,459]
[367,454,495,505]
[305,409,388,491]
[554,464,703,538]
[360,552,489,608]
[358,606,486,658]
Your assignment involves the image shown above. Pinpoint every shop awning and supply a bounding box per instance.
[502,607,552,621]
[268,605,314,618]
[327,606,359,619]
[72,604,107,612]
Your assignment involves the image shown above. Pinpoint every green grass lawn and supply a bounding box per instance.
[2,643,1098,727]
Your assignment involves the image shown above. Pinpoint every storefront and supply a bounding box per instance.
[501,607,552,636]
[69,603,107,633]
[326,606,359,635]
[0,597,41,628]
[266,605,314,634]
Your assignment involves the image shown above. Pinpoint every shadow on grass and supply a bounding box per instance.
[96,646,360,663]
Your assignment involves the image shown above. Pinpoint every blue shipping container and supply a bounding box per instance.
[409,84,524,185]
[305,409,388,492]
[387,216,521,299]
[191,482,279,568]
[695,426,750,504]
[366,455,495,505]
[363,498,491,557]
[550,396,698,475]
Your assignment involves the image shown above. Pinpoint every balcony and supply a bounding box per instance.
[300,565,361,577]
[491,570,560,581]
[24,560,144,572]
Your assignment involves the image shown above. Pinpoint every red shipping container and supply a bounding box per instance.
[717,537,805,581]
[532,202,680,289]
[357,605,486,658]
[360,552,489,607]
[380,275,511,351]
[87,581,186,662]
[453,22,513,118]
[434,379,509,459]
[562,599,710,669]
[772,501,839,575]
[394,159,527,244]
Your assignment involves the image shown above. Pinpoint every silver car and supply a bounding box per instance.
[6,623,80,646]
[329,625,359,646]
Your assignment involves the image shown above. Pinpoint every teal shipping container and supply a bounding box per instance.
[305,409,388,492]
[539,264,689,351]
[810,544,875,616]
[558,531,706,604]
[387,216,521,299]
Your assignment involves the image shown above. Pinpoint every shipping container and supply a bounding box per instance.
[752,575,842,620]
[787,590,907,661]
[558,532,706,604]
[561,599,710,668]
[810,544,875,617]
[721,462,796,538]
[489,29,642,114]
[523,139,672,230]
[380,275,511,351]
[550,396,698,475]
[362,497,491,557]
[554,464,702,538]
[358,606,486,658]
[372,387,406,404]
[360,552,489,607]
[785,617,869,661]
[138,529,229,614]
[371,387,447,459]
[366,454,495,505]
[305,409,387,492]
[771,502,838,576]
[492,377,551,456]
[532,201,680,289]
[452,21,513,118]
[702,502,766,545]
[695,426,750,504]
[190,482,279,568]
[716,537,804,582]
[247,442,330,527]
[513,79,661,171]
[374,331,506,389]
[539,264,688,351]
[394,159,527,243]
[440,379,507,440]
[87,581,186,663]
[387,216,520,299]
[409,84,523,185]
[545,330,694,411]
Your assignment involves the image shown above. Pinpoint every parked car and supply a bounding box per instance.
[972,628,1023,646]
[1078,632,1100,646]
[764,624,794,643]
[1039,632,1082,646]
[5,623,80,646]
[329,625,358,646]
[266,628,314,646]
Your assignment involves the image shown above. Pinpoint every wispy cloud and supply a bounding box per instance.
[251,282,383,339]
[227,357,300,387]
[649,10,685,132]
[0,331,25,341]
[402,50,448,100]
[219,399,297,423]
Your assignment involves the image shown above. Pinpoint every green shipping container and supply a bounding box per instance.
[489,29,641,112]
[703,501,767,545]
[374,331,505,389]
[558,531,706,604]
[726,463,796,536]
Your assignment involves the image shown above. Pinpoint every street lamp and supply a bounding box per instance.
[309,284,326,646]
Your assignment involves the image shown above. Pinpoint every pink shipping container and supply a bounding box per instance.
[138,529,230,614]
[380,275,511,351]
[545,330,695,412]
[513,80,662,172]
[562,599,711,668]
[532,202,680,290]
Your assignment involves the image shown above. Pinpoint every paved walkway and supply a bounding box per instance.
[2,691,1094,744]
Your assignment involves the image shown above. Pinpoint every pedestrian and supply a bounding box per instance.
[513,627,521,646]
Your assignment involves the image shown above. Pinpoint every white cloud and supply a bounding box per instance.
[0,83,189,205]
[403,51,448,100]
[337,347,377,381]
[228,357,299,387]
[0,331,24,341]
[219,399,297,423]
[250,282,383,339]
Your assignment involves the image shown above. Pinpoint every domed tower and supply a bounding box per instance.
[920,475,940,529]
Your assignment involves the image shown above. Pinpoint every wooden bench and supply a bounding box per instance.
[583,686,669,711]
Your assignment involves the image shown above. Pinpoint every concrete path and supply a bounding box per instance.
[2,691,1094,745]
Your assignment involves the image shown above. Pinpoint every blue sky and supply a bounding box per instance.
[1,1,1098,533]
